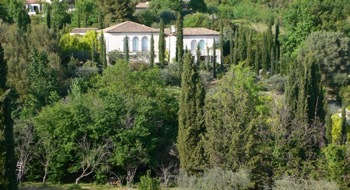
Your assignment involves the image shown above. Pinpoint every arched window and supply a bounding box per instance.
[133,37,139,52]
[191,40,197,52]
[198,40,205,50]
[142,37,148,51]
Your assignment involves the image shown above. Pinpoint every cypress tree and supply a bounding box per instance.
[176,12,184,63]
[275,19,280,73]
[261,37,268,76]
[254,44,260,75]
[219,21,224,69]
[150,34,154,67]
[176,12,184,80]
[233,28,238,64]
[340,104,347,145]
[124,36,129,63]
[238,26,246,62]
[266,23,273,64]
[213,39,217,79]
[325,105,332,145]
[196,44,201,66]
[0,42,17,190]
[206,46,210,70]
[229,29,234,64]
[178,52,206,174]
[46,4,51,29]
[158,18,165,66]
[99,32,107,69]
[270,48,275,75]
[246,30,253,67]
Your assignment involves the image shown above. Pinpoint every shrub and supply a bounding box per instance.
[67,184,82,190]
[139,170,160,190]
[262,75,287,94]
[273,175,339,190]
[323,144,347,185]
[177,168,251,190]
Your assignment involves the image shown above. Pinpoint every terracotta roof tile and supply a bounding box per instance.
[71,28,98,34]
[136,2,149,9]
[165,27,219,36]
[26,0,41,3]
[102,21,159,33]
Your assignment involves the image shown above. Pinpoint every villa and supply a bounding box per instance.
[71,21,221,64]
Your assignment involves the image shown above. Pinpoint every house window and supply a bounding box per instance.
[133,37,139,52]
[199,40,205,50]
[191,40,197,53]
[142,37,148,51]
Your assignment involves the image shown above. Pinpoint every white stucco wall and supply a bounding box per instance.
[166,35,221,64]
[105,32,160,62]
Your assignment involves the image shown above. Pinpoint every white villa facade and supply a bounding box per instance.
[25,0,63,15]
[71,21,221,64]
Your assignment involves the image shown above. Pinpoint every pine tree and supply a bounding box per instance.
[158,18,165,66]
[99,32,107,69]
[219,21,224,69]
[0,42,17,190]
[212,39,217,79]
[178,52,206,174]
[124,36,129,63]
[150,34,154,67]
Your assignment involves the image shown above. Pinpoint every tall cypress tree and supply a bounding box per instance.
[246,30,253,67]
[176,12,184,79]
[229,29,234,64]
[99,32,107,69]
[0,42,17,190]
[124,36,129,63]
[178,52,206,174]
[233,28,238,64]
[176,12,184,63]
[274,19,280,73]
[212,39,217,79]
[261,36,268,76]
[46,4,51,29]
[150,34,154,67]
[254,44,260,75]
[219,21,224,69]
[340,104,347,145]
[158,18,165,66]
[270,47,275,75]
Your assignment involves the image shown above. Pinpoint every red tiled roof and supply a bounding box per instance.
[26,0,43,4]
[136,2,149,9]
[165,27,219,36]
[102,21,159,33]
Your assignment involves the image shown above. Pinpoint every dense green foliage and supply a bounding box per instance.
[1,0,350,189]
